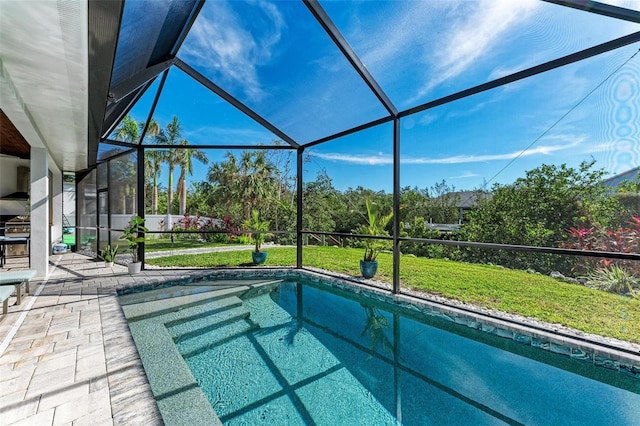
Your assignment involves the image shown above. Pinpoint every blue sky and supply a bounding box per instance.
[119,0,640,194]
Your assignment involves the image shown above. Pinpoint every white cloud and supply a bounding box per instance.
[412,0,539,100]
[419,113,439,126]
[179,0,285,102]
[313,152,391,166]
[311,137,583,166]
[357,2,445,71]
[449,171,480,180]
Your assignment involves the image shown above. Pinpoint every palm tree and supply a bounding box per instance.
[114,115,160,143]
[108,153,137,214]
[141,118,161,214]
[114,116,162,214]
[241,150,275,220]
[112,116,141,212]
[356,198,393,262]
[207,150,276,221]
[155,116,184,215]
[207,152,240,216]
[113,115,140,143]
[145,149,163,214]
[176,140,208,215]
[141,118,160,143]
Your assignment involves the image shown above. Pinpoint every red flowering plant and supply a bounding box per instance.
[221,216,240,241]
[563,217,640,293]
[198,215,239,243]
[172,213,202,240]
[565,226,596,250]
[597,217,640,260]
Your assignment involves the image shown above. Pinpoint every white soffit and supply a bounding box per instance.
[0,0,88,171]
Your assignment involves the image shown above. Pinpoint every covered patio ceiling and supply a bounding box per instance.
[0,0,88,171]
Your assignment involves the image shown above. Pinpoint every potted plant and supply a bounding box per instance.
[121,215,148,274]
[243,210,270,265]
[99,244,118,268]
[355,199,393,279]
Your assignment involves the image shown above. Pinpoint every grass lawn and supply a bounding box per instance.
[144,238,230,253]
[146,246,640,344]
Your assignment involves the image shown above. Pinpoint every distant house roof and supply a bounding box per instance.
[436,190,491,209]
[602,166,640,188]
[457,190,490,208]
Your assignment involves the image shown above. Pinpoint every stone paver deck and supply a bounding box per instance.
[0,253,200,426]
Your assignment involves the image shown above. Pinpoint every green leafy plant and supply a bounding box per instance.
[121,215,148,263]
[99,245,118,263]
[584,265,638,297]
[361,305,393,357]
[355,198,393,262]
[235,235,252,245]
[243,210,270,252]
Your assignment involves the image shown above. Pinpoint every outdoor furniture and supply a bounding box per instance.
[0,236,31,268]
[0,269,36,315]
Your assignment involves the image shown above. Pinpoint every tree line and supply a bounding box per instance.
[111,115,639,277]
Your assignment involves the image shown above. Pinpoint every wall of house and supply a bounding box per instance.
[0,156,30,219]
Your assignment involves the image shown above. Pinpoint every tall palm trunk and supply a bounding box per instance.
[120,193,126,214]
[177,168,187,215]
[152,175,158,215]
[167,166,174,215]
[179,179,187,215]
[128,185,136,214]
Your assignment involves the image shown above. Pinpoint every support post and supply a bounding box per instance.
[296,147,304,268]
[50,168,63,249]
[137,146,145,268]
[392,118,401,294]
[30,147,49,278]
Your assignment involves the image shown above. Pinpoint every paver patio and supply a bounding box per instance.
[0,253,176,426]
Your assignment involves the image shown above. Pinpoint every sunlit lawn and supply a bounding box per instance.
[145,245,640,343]
[144,237,230,253]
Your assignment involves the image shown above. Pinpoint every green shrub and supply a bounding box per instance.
[584,265,638,297]
[199,222,229,243]
[236,235,252,245]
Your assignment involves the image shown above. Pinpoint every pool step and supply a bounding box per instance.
[163,296,243,328]
[121,285,253,322]
[120,280,283,321]
[176,317,259,359]
[169,300,251,344]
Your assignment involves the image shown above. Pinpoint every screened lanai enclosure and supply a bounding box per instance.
[77,1,640,342]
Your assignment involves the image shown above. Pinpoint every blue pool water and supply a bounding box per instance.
[120,279,640,425]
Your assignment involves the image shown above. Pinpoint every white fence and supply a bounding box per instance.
[106,214,221,238]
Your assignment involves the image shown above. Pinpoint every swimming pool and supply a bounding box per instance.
[119,275,640,425]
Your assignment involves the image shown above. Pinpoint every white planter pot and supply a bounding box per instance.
[128,262,142,274]
[105,262,114,268]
